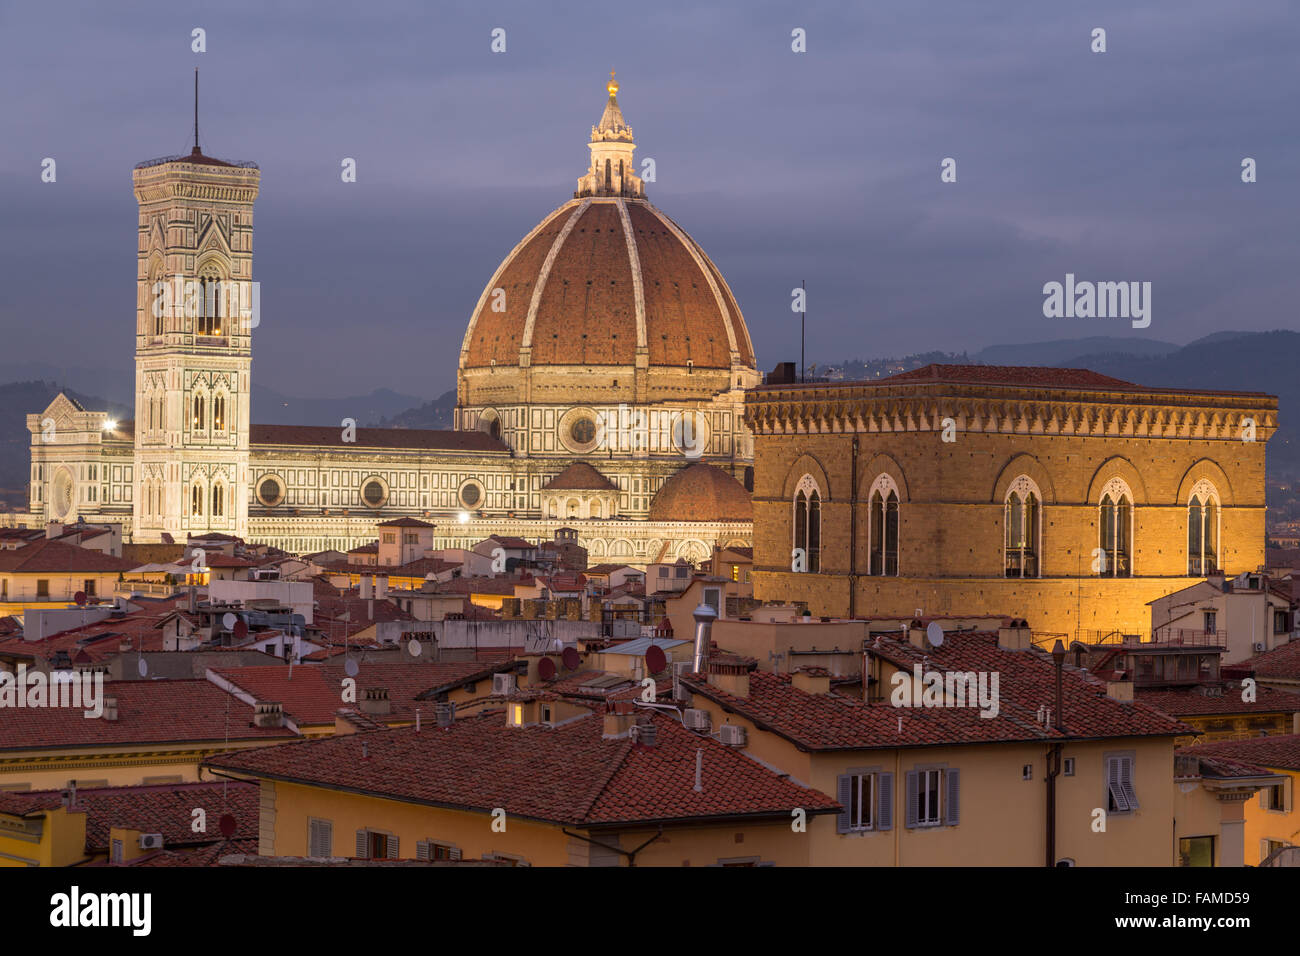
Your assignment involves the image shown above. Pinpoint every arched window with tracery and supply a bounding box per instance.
[792,474,821,572]
[213,393,226,431]
[193,393,206,432]
[212,482,224,518]
[1004,476,1041,578]
[1098,477,1134,577]
[1188,479,1219,576]
[868,474,900,576]
[197,266,226,336]
[192,483,203,516]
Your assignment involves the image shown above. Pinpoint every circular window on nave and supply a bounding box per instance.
[257,475,285,507]
[361,476,389,508]
[459,480,483,509]
[52,468,74,519]
[558,407,601,453]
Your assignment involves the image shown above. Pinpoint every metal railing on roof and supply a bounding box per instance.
[1075,628,1228,648]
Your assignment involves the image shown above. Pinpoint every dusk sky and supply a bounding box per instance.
[2,0,1297,400]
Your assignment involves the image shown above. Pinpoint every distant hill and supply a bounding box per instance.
[0,382,130,506]
[974,336,1179,367]
[250,386,429,427]
[373,389,457,429]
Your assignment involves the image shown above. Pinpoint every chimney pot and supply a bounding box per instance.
[103,697,119,721]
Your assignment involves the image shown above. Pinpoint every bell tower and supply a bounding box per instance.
[131,73,259,543]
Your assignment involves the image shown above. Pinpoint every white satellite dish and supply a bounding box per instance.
[926,622,944,647]
[137,658,148,678]
[344,658,359,677]
[407,638,422,658]
[222,613,237,630]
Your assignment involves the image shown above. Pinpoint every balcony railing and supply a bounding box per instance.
[1076,628,1228,648]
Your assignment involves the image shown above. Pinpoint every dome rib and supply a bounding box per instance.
[615,200,648,352]
[519,200,591,355]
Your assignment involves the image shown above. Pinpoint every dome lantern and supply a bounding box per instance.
[577,71,644,199]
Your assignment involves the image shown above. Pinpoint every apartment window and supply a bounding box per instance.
[83,579,95,597]
[792,474,821,573]
[1187,480,1220,575]
[868,474,900,576]
[1063,757,1075,777]
[416,840,462,861]
[1004,476,1041,578]
[1179,836,1215,867]
[1022,764,1034,781]
[1104,752,1139,813]
[836,770,893,833]
[308,818,333,857]
[1274,610,1290,634]
[703,587,721,615]
[730,564,739,582]
[1263,783,1288,812]
[36,580,49,598]
[1098,478,1133,577]
[1203,610,1217,634]
[355,828,398,860]
[905,767,959,828]
[111,839,123,864]
[483,852,529,867]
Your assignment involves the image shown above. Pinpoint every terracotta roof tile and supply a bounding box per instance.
[1180,734,1300,772]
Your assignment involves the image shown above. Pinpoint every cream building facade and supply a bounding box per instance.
[20,78,756,566]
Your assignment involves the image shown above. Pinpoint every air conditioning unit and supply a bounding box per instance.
[138,833,164,850]
[1253,642,1266,653]
[683,708,710,732]
[719,724,746,747]
[492,673,516,695]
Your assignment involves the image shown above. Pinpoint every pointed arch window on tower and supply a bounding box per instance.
[193,394,206,431]
[792,474,821,573]
[604,159,612,191]
[1188,481,1220,576]
[212,482,224,518]
[213,393,226,431]
[192,484,203,516]
[1004,476,1041,578]
[868,475,900,576]
[1098,478,1133,578]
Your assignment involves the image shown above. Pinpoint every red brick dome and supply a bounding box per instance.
[460,198,754,374]
[649,463,752,523]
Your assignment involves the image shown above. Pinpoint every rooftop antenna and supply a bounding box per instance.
[193,68,200,153]
[800,279,806,383]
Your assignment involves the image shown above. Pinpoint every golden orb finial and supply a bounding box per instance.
[607,69,619,98]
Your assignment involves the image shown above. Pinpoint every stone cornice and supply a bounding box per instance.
[746,383,1278,441]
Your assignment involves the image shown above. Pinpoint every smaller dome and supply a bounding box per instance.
[542,462,618,491]
[650,463,752,523]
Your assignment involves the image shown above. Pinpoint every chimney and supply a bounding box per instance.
[62,781,76,809]
[998,619,1034,650]
[707,658,750,698]
[435,700,455,728]
[253,700,284,728]
[375,575,388,600]
[360,687,392,716]
[635,715,657,747]
[103,697,118,721]
[602,699,636,738]
[691,602,717,673]
[360,575,373,600]
[792,667,831,695]
[1106,675,1134,703]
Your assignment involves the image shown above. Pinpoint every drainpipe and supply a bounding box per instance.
[1046,640,1065,867]
[849,436,859,619]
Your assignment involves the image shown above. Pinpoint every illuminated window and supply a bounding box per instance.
[792,474,821,573]
[1098,477,1134,578]
[1188,480,1219,576]
[868,474,900,576]
[1004,476,1041,578]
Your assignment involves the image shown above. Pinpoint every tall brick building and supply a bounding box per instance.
[746,364,1278,634]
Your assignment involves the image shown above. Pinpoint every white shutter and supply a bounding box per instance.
[450,846,462,861]
[1119,756,1139,810]
[387,835,400,859]
[835,774,853,833]
[355,829,368,859]
[416,840,430,861]
[1106,757,1128,812]
[944,769,960,826]
[905,771,919,828]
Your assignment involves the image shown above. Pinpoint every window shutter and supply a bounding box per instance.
[877,772,894,830]
[1119,757,1139,810]
[416,840,430,861]
[450,846,462,861]
[1260,788,1268,810]
[945,769,960,826]
[355,829,368,859]
[387,835,400,859]
[835,774,853,833]
[905,771,919,828]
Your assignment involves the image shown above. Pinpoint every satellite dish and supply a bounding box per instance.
[926,622,944,647]
[137,659,148,678]
[343,657,359,677]
[561,646,580,671]
[218,814,237,838]
[407,638,422,658]
[645,644,667,674]
[538,657,556,681]
[233,619,248,641]
[73,591,87,607]
[222,613,237,630]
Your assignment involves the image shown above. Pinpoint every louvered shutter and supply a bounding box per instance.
[905,771,919,828]
[1119,756,1139,810]
[355,829,368,859]
[836,774,853,833]
[877,772,894,830]
[416,840,430,861]
[945,769,960,826]
[450,846,462,861]
[1106,756,1128,812]
[387,835,400,859]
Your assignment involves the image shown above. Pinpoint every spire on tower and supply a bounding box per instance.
[193,68,201,156]
[575,72,644,199]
